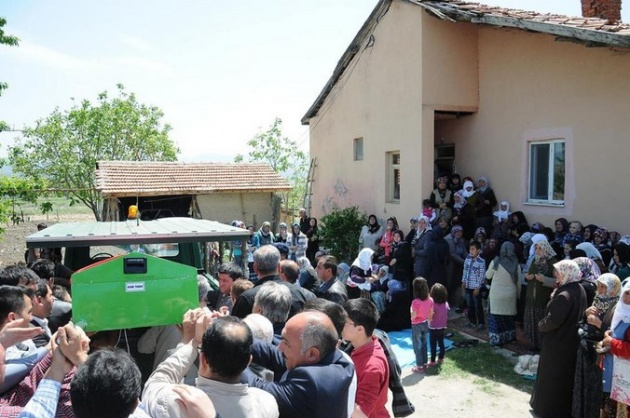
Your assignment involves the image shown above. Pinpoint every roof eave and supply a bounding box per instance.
[98,187,293,198]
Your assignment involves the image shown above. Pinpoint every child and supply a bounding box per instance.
[410,277,433,373]
[428,283,450,367]
[462,241,486,330]
[342,298,390,418]
[420,199,437,225]
[563,221,584,246]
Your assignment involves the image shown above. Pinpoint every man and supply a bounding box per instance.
[207,262,243,312]
[232,245,308,319]
[0,266,39,289]
[143,312,278,418]
[253,282,292,343]
[298,208,310,235]
[342,299,389,418]
[31,279,54,347]
[314,256,347,305]
[279,260,316,303]
[242,311,355,418]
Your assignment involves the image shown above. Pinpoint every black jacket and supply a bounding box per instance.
[232,275,309,319]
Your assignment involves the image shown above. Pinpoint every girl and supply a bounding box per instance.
[421,199,437,225]
[428,283,449,366]
[379,217,398,264]
[410,277,433,373]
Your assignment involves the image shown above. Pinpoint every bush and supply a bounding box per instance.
[319,206,367,263]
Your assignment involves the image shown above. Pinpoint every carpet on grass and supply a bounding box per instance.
[387,328,454,368]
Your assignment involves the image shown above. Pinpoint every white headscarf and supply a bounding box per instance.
[462,180,475,198]
[611,280,630,333]
[493,200,510,222]
[352,248,374,271]
[596,273,622,297]
[529,233,548,258]
[576,242,603,261]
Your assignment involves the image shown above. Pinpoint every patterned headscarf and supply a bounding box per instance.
[593,228,608,242]
[553,260,582,286]
[478,176,489,193]
[611,281,630,333]
[453,190,466,210]
[573,257,601,282]
[596,273,622,298]
[535,240,557,261]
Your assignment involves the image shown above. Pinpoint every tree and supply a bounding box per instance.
[0,17,19,132]
[235,118,309,211]
[319,206,367,263]
[9,84,179,220]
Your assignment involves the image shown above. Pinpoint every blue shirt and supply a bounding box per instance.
[462,255,486,289]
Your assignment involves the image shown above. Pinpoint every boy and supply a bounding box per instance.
[343,299,390,418]
[461,241,486,330]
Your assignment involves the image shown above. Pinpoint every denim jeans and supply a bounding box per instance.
[465,288,485,325]
[412,321,429,366]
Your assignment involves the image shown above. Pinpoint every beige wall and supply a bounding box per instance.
[197,192,275,228]
[435,26,630,232]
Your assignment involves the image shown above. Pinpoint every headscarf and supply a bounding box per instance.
[593,227,608,242]
[414,215,432,240]
[462,180,475,198]
[474,227,486,239]
[596,273,622,298]
[620,235,630,246]
[297,256,316,275]
[529,233,548,257]
[494,241,519,282]
[535,239,557,261]
[610,280,630,333]
[493,200,510,222]
[453,190,466,210]
[573,257,601,282]
[553,259,582,286]
[576,242,603,261]
[367,214,380,234]
[478,176,489,193]
[352,248,374,272]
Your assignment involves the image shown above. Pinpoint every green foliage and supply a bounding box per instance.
[235,118,309,210]
[319,206,367,263]
[0,176,50,231]
[0,17,19,130]
[9,84,179,220]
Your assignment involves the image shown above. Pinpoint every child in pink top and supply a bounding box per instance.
[410,277,433,373]
[428,283,450,366]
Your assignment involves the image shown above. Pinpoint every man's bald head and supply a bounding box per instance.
[280,311,338,370]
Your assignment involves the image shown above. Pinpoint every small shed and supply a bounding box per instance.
[95,161,292,227]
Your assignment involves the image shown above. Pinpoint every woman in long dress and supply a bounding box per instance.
[485,241,520,346]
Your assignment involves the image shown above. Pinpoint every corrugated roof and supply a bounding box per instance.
[95,161,292,197]
[302,0,630,124]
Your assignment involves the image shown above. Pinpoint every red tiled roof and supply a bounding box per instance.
[95,161,292,197]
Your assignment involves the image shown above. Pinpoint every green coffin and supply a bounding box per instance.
[72,252,198,332]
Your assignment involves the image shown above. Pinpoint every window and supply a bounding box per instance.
[528,139,565,204]
[353,137,363,161]
[387,152,400,202]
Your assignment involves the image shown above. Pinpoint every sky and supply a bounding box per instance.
[1,0,628,163]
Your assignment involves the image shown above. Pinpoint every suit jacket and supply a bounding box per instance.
[315,277,348,305]
[232,275,308,319]
[243,339,354,418]
[30,319,50,348]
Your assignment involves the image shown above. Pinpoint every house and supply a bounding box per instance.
[302,0,630,233]
[95,161,291,227]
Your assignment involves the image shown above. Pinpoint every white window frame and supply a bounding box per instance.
[387,151,400,203]
[527,139,565,205]
[353,137,363,161]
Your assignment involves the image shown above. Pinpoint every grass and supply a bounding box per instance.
[9,196,93,221]
[423,331,535,394]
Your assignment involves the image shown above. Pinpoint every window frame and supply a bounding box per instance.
[387,151,401,203]
[527,139,565,206]
[353,137,363,161]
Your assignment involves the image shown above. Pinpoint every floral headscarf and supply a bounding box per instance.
[535,240,557,261]
[573,257,601,282]
[453,190,466,210]
[553,259,582,286]
[611,280,630,333]
[596,273,621,298]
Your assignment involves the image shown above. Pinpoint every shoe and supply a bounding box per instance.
[412,365,426,373]
[428,362,437,367]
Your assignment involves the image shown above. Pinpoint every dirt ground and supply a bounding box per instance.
[0,214,535,416]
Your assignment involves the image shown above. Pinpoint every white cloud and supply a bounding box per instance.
[119,34,152,51]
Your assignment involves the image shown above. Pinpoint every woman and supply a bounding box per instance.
[600,280,630,417]
[475,176,497,236]
[486,241,520,346]
[430,177,453,224]
[530,260,587,418]
[574,256,601,307]
[451,190,475,241]
[492,200,511,239]
[573,273,621,418]
[246,225,260,282]
[390,229,412,284]
[444,225,468,299]
[379,217,398,264]
[474,227,487,249]
[274,222,288,243]
[449,173,463,193]
[287,223,307,261]
[305,218,319,265]
[552,218,570,245]
[612,242,630,283]
[297,256,320,292]
[347,248,375,300]
[524,240,558,351]
[426,227,450,289]
[593,228,613,267]
[413,216,433,279]
[577,242,608,274]
[256,221,275,246]
[583,224,599,243]
[358,214,383,252]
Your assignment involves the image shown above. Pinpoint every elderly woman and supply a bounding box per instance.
[485,241,520,346]
[475,175,497,236]
[577,242,608,274]
[413,216,433,279]
[297,256,320,292]
[347,248,375,300]
[573,273,621,418]
[451,190,475,241]
[359,214,383,252]
[430,176,453,223]
[445,225,468,301]
[287,223,307,261]
[600,280,630,417]
[524,240,558,351]
[530,260,588,418]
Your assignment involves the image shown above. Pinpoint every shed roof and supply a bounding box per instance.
[96,161,292,197]
[302,0,630,124]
